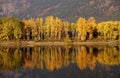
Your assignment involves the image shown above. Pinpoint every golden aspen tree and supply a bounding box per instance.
[118,22,120,40]
[36,18,43,40]
[109,21,118,40]
[71,23,77,40]
[13,19,22,40]
[28,18,36,40]
[97,21,120,41]
[76,17,87,41]
[22,19,32,40]
[87,17,97,40]
[55,17,63,40]
[0,17,22,40]
[44,16,54,40]
[63,21,71,42]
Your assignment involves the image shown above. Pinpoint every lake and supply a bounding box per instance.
[0,45,120,78]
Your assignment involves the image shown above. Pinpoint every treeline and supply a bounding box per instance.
[0,16,120,41]
[0,46,120,71]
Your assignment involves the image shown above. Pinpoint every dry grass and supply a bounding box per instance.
[0,40,119,47]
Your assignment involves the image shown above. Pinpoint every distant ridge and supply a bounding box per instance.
[0,0,120,22]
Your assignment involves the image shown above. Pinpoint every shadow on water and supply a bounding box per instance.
[0,45,120,78]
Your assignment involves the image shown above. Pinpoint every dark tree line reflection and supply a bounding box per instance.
[0,45,120,71]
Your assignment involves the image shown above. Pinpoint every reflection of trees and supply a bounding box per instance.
[76,46,96,70]
[97,46,120,65]
[23,46,77,71]
[0,45,120,71]
[0,48,22,70]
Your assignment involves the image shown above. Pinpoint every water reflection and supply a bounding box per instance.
[0,45,120,71]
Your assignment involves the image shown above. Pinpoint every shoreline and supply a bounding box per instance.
[0,40,119,47]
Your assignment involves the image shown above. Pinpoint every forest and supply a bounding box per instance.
[0,16,120,41]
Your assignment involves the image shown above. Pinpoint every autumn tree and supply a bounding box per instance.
[97,21,120,41]
[87,17,97,40]
[76,17,87,41]
[35,18,43,40]
[0,16,22,40]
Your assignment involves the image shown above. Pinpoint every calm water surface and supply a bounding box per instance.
[0,45,120,78]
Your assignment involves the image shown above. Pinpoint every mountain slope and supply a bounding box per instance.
[0,0,120,22]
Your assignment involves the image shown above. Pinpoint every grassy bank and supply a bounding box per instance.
[0,40,119,47]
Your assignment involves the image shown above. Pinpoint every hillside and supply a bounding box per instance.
[0,0,120,22]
